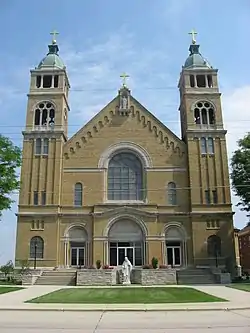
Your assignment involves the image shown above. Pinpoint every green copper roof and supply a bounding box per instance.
[37,43,65,70]
[184,44,212,69]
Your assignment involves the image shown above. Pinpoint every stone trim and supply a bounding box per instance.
[98,141,153,169]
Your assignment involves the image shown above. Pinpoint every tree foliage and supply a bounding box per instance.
[0,260,14,277]
[0,134,22,217]
[231,133,250,212]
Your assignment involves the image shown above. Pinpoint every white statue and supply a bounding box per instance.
[121,95,128,109]
[121,256,132,285]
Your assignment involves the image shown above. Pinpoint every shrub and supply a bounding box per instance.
[142,264,152,269]
[151,257,158,269]
[159,265,168,269]
[96,260,101,269]
[102,265,113,269]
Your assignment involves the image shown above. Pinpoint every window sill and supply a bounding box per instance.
[206,228,220,230]
[34,154,48,157]
[28,258,44,261]
[104,200,147,204]
[201,154,215,157]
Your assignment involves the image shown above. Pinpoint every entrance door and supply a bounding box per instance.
[166,246,181,267]
[118,247,134,265]
[71,247,85,266]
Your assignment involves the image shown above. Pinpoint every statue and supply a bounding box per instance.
[121,95,128,109]
[121,256,132,285]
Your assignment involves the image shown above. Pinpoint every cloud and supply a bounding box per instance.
[61,29,172,135]
[223,85,250,156]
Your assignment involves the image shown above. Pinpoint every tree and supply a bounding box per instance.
[231,133,250,212]
[0,260,14,277]
[0,134,21,217]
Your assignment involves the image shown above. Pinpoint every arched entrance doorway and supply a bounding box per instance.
[165,225,186,267]
[108,219,145,266]
[67,226,88,267]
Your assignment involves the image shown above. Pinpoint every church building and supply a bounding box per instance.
[15,31,237,273]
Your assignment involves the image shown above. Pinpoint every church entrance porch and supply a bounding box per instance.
[63,225,88,268]
[107,218,145,267]
[164,224,187,268]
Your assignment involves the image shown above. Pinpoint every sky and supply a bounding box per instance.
[0,0,250,264]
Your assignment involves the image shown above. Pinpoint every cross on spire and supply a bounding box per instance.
[50,30,59,44]
[188,29,197,45]
[120,72,130,87]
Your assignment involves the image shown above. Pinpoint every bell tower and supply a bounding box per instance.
[178,30,231,208]
[178,31,236,271]
[19,31,70,208]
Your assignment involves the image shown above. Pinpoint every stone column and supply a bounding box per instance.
[104,240,108,265]
[64,240,67,268]
[161,240,166,265]
[66,238,70,268]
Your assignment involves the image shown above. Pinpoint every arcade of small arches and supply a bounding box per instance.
[28,221,222,268]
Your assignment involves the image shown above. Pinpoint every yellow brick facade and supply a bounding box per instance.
[15,40,237,274]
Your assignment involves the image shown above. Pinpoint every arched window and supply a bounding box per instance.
[207,235,221,257]
[74,183,83,206]
[30,236,44,259]
[193,101,215,126]
[107,152,144,201]
[34,101,55,128]
[168,182,177,205]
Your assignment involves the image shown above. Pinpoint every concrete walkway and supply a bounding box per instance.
[0,285,249,312]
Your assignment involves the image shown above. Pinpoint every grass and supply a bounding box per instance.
[27,287,226,304]
[0,286,23,295]
[228,284,250,292]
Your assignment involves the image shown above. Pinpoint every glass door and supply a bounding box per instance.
[126,247,134,265]
[166,246,181,266]
[71,248,77,266]
[167,247,174,266]
[118,248,126,265]
[78,248,85,266]
[71,247,85,266]
[174,247,181,266]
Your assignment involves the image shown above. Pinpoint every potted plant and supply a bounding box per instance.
[96,260,101,269]
[151,257,158,269]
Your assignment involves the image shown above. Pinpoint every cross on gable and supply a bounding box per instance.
[120,72,130,87]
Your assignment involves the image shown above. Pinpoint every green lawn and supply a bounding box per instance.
[228,284,250,292]
[27,287,226,304]
[0,286,23,295]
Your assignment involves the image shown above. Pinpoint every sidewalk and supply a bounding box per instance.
[0,285,249,312]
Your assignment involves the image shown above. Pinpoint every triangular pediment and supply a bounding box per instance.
[63,92,186,160]
[92,205,158,218]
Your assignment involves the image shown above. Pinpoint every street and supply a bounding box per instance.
[0,310,250,332]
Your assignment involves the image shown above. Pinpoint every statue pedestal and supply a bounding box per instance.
[122,281,131,285]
